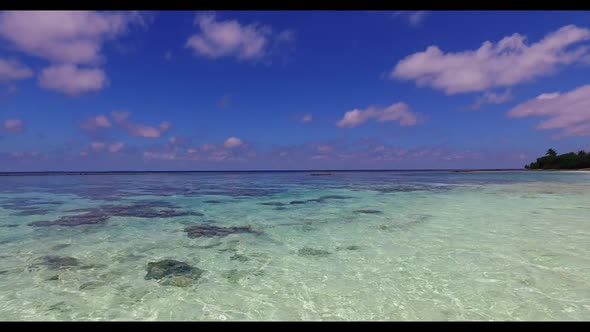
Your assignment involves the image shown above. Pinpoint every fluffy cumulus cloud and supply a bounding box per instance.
[224,137,243,148]
[336,102,419,128]
[38,64,107,95]
[507,84,590,137]
[391,25,590,94]
[186,12,293,62]
[0,58,33,83]
[0,11,145,94]
[3,119,24,132]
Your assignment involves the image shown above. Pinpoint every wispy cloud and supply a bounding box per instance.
[80,115,111,131]
[391,25,590,94]
[3,119,24,133]
[508,84,590,137]
[301,114,313,123]
[111,111,172,138]
[108,142,124,153]
[218,94,232,109]
[0,58,33,83]
[471,90,513,110]
[393,11,429,27]
[336,102,420,128]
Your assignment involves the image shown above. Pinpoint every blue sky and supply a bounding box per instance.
[1,10,590,171]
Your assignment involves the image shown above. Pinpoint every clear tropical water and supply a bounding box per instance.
[0,171,589,321]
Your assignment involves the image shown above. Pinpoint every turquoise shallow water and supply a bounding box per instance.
[0,171,589,320]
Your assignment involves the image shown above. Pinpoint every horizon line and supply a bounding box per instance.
[0,168,526,176]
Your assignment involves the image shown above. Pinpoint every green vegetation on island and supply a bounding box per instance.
[525,149,590,170]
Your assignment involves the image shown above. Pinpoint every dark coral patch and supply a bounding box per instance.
[10,208,53,216]
[298,247,331,257]
[145,259,204,287]
[34,256,80,270]
[259,202,286,206]
[184,224,261,238]
[31,202,202,227]
[354,209,383,214]
[29,212,109,227]
[51,244,71,251]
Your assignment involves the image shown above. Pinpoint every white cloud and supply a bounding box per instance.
[0,58,33,82]
[337,102,419,128]
[111,111,172,138]
[408,11,428,27]
[186,12,292,62]
[0,11,144,65]
[3,119,24,133]
[80,114,111,131]
[224,136,243,148]
[301,114,313,123]
[391,25,590,94]
[108,142,124,153]
[90,141,106,151]
[0,11,146,94]
[507,84,590,137]
[471,90,513,110]
[218,94,232,108]
[38,64,107,95]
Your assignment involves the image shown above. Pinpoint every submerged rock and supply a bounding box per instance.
[30,202,203,228]
[298,247,331,257]
[318,195,352,200]
[159,275,194,287]
[47,275,60,281]
[29,212,110,227]
[204,200,223,204]
[287,196,351,205]
[35,256,80,270]
[10,208,53,216]
[145,259,204,287]
[51,244,71,251]
[79,281,105,290]
[259,202,286,206]
[354,209,383,214]
[184,224,261,238]
[230,254,249,262]
[222,268,259,284]
[336,245,361,251]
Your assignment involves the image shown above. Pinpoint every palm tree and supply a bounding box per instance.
[546,148,557,157]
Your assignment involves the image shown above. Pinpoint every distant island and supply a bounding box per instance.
[525,149,590,170]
